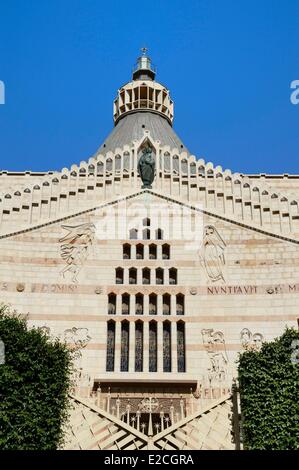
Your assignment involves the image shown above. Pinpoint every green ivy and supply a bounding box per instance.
[0,305,73,450]
[238,327,299,450]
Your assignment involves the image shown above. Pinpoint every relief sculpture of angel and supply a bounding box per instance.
[199,225,226,282]
[59,223,95,283]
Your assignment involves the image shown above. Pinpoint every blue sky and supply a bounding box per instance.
[0,0,298,174]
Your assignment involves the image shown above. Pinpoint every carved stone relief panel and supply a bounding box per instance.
[199,225,226,283]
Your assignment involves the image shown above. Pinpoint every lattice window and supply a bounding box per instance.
[177,322,186,372]
[155,228,163,240]
[108,293,116,315]
[149,321,157,372]
[106,321,115,371]
[135,321,143,372]
[120,321,129,372]
[163,321,171,372]
[143,228,150,240]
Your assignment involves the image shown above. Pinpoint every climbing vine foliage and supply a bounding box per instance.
[0,305,73,450]
[238,328,299,450]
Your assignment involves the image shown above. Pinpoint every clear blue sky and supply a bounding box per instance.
[0,0,298,174]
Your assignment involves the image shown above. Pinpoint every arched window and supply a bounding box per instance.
[123,244,131,259]
[143,228,150,240]
[149,321,157,372]
[162,244,170,259]
[177,322,186,372]
[130,228,138,239]
[135,321,143,372]
[149,244,157,259]
[115,267,124,284]
[176,294,185,315]
[106,321,115,371]
[169,268,177,285]
[136,244,144,259]
[163,321,172,372]
[155,228,163,240]
[149,293,157,315]
[108,293,116,315]
[163,293,171,315]
[156,268,164,285]
[120,321,129,372]
[143,217,150,227]
[122,293,130,315]
[135,293,144,315]
[142,268,151,284]
[129,267,137,284]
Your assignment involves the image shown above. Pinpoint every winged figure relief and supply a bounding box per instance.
[59,223,96,283]
[199,225,226,282]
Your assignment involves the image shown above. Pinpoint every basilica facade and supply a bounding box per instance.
[0,52,298,450]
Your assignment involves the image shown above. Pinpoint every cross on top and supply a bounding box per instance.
[141,47,148,56]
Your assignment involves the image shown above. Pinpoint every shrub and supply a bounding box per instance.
[238,327,299,450]
[0,305,73,450]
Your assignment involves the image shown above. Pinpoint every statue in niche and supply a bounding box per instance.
[138,146,155,189]
[59,223,95,283]
[199,225,226,283]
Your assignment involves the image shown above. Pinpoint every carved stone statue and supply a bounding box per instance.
[138,147,155,188]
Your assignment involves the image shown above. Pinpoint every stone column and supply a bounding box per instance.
[116,294,122,315]
[129,293,135,316]
[144,293,149,316]
[171,294,176,316]
[157,294,163,316]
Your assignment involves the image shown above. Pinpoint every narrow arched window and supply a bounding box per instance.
[149,244,157,259]
[149,293,157,315]
[135,321,143,372]
[143,228,150,240]
[149,321,157,372]
[142,268,151,284]
[177,322,186,372]
[162,244,170,260]
[106,321,115,371]
[136,244,144,259]
[129,267,137,284]
[155,228,163,240]
[135,293,144,315]
[169,268,177,285]
[123,244,131,259]
[163,293,171,315]
[176,294,185,315]
[163,321,171,372]
[115,267,124,284]
[130,228,138,239]
[120,321,129,372]
[122,293,130,315]
[156,268,164,285]
[108,293,116,315]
